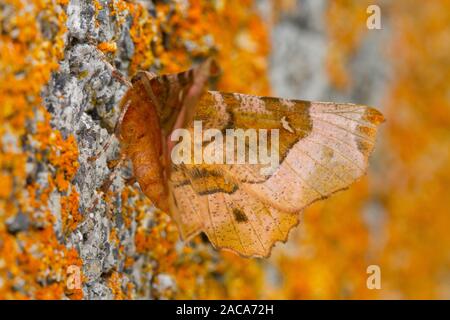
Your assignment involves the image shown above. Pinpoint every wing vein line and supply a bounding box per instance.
[261,203,285,239]
[182,185,207,237]
[222,194,246,255]
[245,206,266,253]
[294,145,348,184]
[294,126,361,152]
[293,128,365,172]
[181,170,219,245]
[204,196,219,245]
[311,117,375,143]
[310,113,377,129]
[311,110,365,115]
[283,160,325,198]
[305,137,365,172]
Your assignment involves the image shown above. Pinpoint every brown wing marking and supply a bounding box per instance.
[169,179,300,258]
[236,101,385,212]
[193,91,313,183]
[189,92,384,212]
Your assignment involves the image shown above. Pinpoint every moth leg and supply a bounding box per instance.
[110,68,132,88]
[89,37,133,88]
[114,99,131,138]
[99,153,127,193]
[124,176,136,186]
[87,153,127,213]
[88,134,116,162]
[88,100,131,162]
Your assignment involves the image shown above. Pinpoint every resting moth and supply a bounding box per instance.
[96,58,385,258]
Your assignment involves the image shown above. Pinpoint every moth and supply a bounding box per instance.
[94,58,385,258]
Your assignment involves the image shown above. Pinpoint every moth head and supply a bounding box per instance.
[130,59,220,133]
[129,70,166,118]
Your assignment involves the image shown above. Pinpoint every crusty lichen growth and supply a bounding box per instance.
[1,0,270,299]
[0,0,83,299]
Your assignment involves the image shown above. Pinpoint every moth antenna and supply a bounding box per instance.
[114,99,131,137]
[88,134,116,162]
[85,36,132,87]
[111,68,132,88]
[92,42,132,88]
[124,176,136,186]
[99,154,127,193]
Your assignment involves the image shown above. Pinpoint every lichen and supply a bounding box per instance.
[0,0,83,299]
[0,0,270,300]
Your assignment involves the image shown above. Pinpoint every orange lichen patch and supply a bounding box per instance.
[124,256,134,270]
[109,0,271,95]
[93,0,103,11]
[175,0,271,95]
[120,187,135,228]
[107,271,127,300]
[134,210,179,265]
[0,221,84,299]
[61,189,82,233]
[97,41,118,54]
[34,283,64,300]
[0,0,84,299]
[124,3,160,73]
[35,120,80,192]
[109,227,119,247]
[0,173,13,199]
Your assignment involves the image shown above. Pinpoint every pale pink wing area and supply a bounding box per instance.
[238,101,385,213]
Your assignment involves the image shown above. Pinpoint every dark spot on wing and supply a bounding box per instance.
[232,208,248,223]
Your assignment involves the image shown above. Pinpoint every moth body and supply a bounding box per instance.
[117,61,214,212]
[119,71,169,211]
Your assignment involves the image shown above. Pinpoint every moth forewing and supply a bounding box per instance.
[169,91,385,257]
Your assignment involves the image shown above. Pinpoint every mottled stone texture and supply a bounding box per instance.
[44,2,148,300]
[2,0,276,300]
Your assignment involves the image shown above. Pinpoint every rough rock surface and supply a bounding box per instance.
[1,0,281,299]
[45,2,160,300]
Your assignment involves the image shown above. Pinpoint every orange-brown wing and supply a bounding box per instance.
[118,59,217,210]
[168,164,299,258]
[141,58,218,133]
[168,92,384,257]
